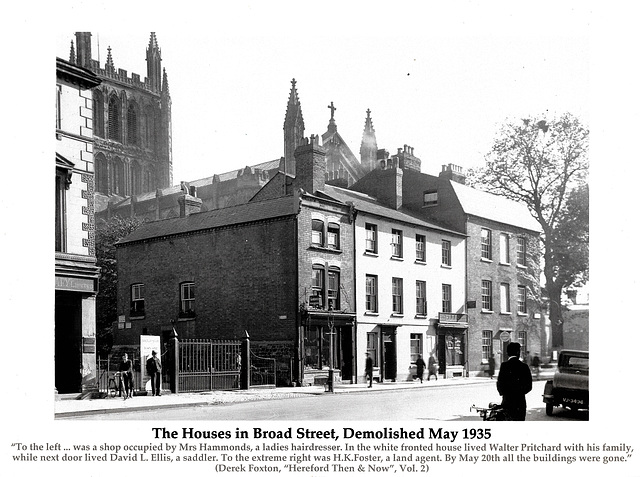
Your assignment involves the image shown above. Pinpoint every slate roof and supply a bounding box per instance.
[117,195,296,245]
[449,181,541,233]
[323,185,465,237]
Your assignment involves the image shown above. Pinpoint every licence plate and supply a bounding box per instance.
[562,397,584,405]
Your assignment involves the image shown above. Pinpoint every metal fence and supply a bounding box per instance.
[250,351,276,387]
[97,353,142,397]
[178,339,242,392]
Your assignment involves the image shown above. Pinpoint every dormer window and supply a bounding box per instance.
[423,190,438,206]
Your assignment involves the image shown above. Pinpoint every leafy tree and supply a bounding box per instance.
[468,113,589,349]
[95,215,144,355]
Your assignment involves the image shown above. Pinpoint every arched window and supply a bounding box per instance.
[131,161,142,195]
[95,153,108,193]
[144,166,155,193]
[127,102,139,145]
[93,90,104,137]
[107,95,121,141]
[111,157,125,196]
[144,106,155,148]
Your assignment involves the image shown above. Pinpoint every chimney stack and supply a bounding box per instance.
[294,135,326,194]
[178,182,202,217]
[439,164,466,185]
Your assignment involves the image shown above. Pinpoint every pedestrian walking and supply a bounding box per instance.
[119,353,134,399]
[531,354,541,380]
[488,354,496,379]
[427,353,438,381]
[365,353,373,388]
[496,342,533,421]
[415,354,426,383]
[146,350,162,396]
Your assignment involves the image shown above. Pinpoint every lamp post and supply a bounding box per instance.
[326,306,335,393]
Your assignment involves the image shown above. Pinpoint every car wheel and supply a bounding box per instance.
[545,403,554,416]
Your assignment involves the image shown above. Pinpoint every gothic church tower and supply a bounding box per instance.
[283,79,305,175]
[360,108,378,173]
[70,32,173,214]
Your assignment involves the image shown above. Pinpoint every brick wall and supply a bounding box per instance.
[116,215,299,345]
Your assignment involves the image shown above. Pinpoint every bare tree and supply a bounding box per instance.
[469,113,589,349]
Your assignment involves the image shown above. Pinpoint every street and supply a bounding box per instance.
[70,380,587,421]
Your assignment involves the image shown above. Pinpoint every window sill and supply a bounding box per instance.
[517,312,528,317]
[499,262,511,266]
[364,311,379,316]
[390,256,404,261]
[481,310,494,314]
[309,245,342,254]
[516,264,528,270]
[441,264,452,269]
[364,251,378,257]
[499,312,511,316]
[178,317,196,322]
[391,313,404,318]
[415,314,428,319]
[480,258,493,263]
[415,260,427,265]
[129,315,145,321]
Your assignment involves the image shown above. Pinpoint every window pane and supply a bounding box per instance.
[500,234,510,263]
[517,237,527,266]
[500,283,510,313]
[442,284,451,313]
[312,220,324,246]
[481,229,492,260]
[365,223,377,253]
[442,240,451,266]
[482,280,493,311]
[416,280,426,315]
[391,229,403,257]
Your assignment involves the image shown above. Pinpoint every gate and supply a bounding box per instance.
[178,339,241,392]
[250,351,276,387]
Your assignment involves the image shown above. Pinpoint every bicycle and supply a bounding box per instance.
[107,372,122,398]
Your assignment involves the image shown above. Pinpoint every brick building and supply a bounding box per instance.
[113,137,356,386]
[351,161,542,376]
[55,58,102,393]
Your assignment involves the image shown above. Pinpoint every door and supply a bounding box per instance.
[382,329,397,381]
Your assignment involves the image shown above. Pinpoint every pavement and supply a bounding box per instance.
[55,365,555,418]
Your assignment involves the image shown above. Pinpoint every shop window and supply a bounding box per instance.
[410,333,423,364]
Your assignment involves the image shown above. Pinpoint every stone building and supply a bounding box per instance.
[55,58,102,394]
[65,32,173,214]
[97,77,386,223]
[351,161,542,376]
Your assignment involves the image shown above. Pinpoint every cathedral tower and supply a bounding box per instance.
[359,108,378,173]
[283,79,305,175]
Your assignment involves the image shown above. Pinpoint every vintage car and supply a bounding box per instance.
[543,349,589,416]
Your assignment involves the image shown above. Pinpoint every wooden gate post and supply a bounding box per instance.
[241,331,250,390]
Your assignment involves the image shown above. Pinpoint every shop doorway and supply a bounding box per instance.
[381,328,397,381]
[55,291,82,393]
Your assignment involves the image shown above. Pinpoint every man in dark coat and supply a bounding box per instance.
[496,342,533,420]
[365,353,373,388]
[146,350,162,396]
[415,354,426,383]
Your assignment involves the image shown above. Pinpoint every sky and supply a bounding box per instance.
[54,6,590,185]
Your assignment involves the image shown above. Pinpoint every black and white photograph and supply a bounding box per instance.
[3,1,639,476]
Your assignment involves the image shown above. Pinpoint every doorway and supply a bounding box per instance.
[381,328,397,381]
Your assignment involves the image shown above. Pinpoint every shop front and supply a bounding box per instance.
[437,313,468,378]
[301,311,355,386]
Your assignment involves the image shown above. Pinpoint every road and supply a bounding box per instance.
[76,380,587,421]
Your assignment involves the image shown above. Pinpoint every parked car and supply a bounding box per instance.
[543,349,588,416]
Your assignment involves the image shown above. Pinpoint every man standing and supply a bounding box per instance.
[496,342,532,420]
[365,353,373,388]
[427,353,438,381]
[146,350,162,396]
[415,354,426,383]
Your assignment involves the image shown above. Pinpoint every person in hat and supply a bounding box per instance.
[146,350,162,396]
[119,353,134,399]
[496,342,533,420]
